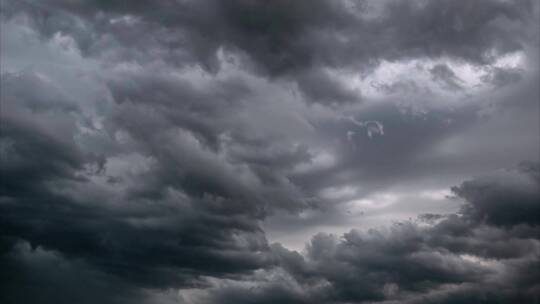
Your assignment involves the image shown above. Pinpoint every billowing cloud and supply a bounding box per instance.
[1,0,539,303]
[189,163,540,304]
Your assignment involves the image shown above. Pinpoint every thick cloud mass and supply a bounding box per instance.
[1,0,539,303]
[453,161,540,227]
[193,164,540,304]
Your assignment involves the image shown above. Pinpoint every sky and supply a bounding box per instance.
[0,0,539,303]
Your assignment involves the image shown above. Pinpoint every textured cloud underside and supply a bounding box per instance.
[1,0,539,303]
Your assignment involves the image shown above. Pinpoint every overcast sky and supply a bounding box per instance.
[1,0,539,303]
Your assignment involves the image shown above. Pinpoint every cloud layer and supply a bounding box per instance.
[1,0,539,303]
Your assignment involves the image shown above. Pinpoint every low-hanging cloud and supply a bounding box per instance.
[1,0,539,303]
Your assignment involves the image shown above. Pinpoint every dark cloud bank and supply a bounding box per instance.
[1,0,539,303]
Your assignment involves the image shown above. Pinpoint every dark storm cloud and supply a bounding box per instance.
[453,161,540,227]
[0,42,313,298]
[102,68,316,213]
[0,72,88,196]
[5,0,537,103]
[105,70,251,150]
[0,71,276,291]
[196,163,540,304]
[1,242,148,304]
[1,0,539,303]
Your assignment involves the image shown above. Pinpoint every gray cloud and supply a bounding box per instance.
[430,64,464,91]
[194,163,540,304]
[1,0,539,303]
[4,0,537,103]
[453,161,540,227]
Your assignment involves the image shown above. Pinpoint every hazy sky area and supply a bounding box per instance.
[1,1,539,303]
